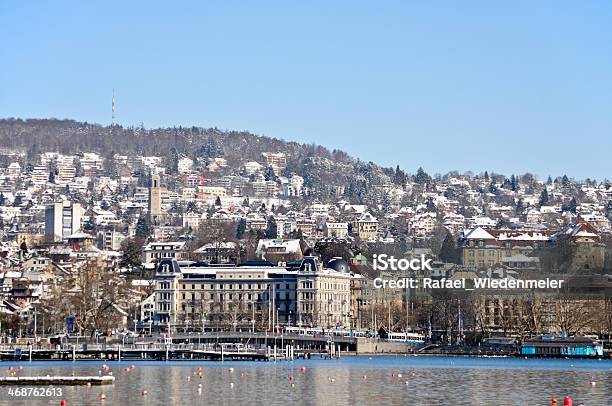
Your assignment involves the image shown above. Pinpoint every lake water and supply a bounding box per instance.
[0,356,609,405]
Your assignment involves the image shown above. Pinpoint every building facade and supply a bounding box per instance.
[152,257,356,331]
[44,201,82,242]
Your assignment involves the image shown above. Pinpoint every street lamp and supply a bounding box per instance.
[327,299,333,329]
[250,301,255,333]
[275,308,280,334]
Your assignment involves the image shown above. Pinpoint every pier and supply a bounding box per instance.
[0,332,356,361]
[0,376,115,385]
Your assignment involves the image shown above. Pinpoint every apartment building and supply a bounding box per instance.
[460,227,553,268]
[44,201,82,242]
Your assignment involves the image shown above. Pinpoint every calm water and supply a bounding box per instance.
[0,356,609,405]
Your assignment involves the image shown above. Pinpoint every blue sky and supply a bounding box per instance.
[1,1,611,180]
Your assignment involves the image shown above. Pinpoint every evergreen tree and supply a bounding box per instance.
[393,165,406,186]
[484,171,489,181]
[120,239,142,269]
[561,174,570,187]
[0,193,5,206]
[564,197,577,214]
[135,215,151,239]
[106,155,118,178]
[215,196,222,206]
[516,198,524,215]
[426,197,436,212]
[264,166,275,181]
[264,215,278,239]
[236,218,247,239]
[413,167,431,184]
[547,176,553,185]
[439,233,458,264]
[168,147,179,174]
[539,188,549,206]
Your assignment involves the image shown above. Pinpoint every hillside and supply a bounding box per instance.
[0,118,398,204]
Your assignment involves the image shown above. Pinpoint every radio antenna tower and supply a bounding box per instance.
[111,89,116,127]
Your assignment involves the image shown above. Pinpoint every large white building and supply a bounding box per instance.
[152,257,355,331]
[44,201,82,242]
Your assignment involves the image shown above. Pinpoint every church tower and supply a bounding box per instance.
[149,173,163,225]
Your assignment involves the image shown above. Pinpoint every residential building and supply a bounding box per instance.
[356,212,379,240]
[143,241,187,265]
[45,201,82,242]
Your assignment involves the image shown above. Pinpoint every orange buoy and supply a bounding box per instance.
[99,393,107,401]
[551,399,557,406]
[362,375,367,380]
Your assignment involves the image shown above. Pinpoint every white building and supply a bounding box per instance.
[45,201,82,242]
[142,241,187,265]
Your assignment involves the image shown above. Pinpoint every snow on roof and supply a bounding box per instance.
[194,241,238,252]
[463,227,495,240]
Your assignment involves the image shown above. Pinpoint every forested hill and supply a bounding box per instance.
[0,118,405,204]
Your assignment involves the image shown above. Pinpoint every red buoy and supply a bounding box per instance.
[563,397,572,406]
[61,400,67,406]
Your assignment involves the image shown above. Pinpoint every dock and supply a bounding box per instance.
[0,332,354,361]
[0,376,115,385]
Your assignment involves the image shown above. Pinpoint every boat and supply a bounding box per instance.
[521,334,603,358]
